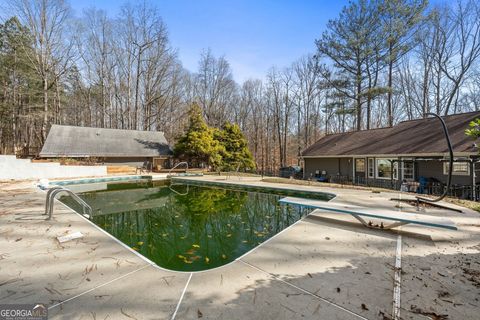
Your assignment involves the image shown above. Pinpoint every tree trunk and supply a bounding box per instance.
[41,76,48,143]
[387,58,393,127]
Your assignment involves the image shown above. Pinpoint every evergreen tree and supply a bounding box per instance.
[173,103,224,169]
[315,0,378,131]
[0,17,40,153]
[216,122,256,171]
[380,0,427,126]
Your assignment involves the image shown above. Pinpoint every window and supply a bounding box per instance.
[368,158,374,178]
[376,158,398,180]
[443,162,470,176]
[402,161,414,180]
[355,159,365,172]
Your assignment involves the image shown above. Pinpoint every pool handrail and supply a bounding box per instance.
[169,182,189,196]
[168,162,189,176]
[45,186,93,220]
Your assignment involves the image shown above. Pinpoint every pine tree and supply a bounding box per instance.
[173,103,224,169]
[216,122,256,171]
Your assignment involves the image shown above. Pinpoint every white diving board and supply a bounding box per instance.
[279,197,457,231]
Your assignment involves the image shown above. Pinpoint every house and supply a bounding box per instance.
[301,111,480,199]
[40,125,172,168]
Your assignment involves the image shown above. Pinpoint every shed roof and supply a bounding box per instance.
[40,125,171,157]
[302,112,480,157]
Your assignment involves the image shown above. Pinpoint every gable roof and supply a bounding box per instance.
[302,111,480,157]
[40,125,172,157]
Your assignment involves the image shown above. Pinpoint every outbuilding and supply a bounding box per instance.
[40,125,172,169]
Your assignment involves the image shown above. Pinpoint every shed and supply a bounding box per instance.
[40,125,172,167]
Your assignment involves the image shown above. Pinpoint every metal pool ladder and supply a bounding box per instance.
[45,186,93,220]
[168,161,188,176]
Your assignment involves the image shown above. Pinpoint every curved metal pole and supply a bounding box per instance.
[45,187,92,220]
[44,187,64,215]
[416,112,453,203]
[169,183,189,196]
[168,161,189,175]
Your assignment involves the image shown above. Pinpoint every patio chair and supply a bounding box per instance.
[136,160,152,174]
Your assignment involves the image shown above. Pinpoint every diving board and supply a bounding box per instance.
[279,197,457,230]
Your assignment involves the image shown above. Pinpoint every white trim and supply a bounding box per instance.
[367,158,375,179]
[401,160,415,180]
[392,235,402,320]
[375,158,398,180]
[171,273,193,320]
[48,264,152,310]
[443,162,470,176]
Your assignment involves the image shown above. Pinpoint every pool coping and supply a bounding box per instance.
[171,176,338,201]
[46,179,331,275]
[50,175,154,186]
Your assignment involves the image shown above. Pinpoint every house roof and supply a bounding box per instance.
[40,125,172,158]
[302,111,480,157]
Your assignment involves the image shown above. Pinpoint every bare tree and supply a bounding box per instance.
[195,49,237,127]
[11,0,74,142]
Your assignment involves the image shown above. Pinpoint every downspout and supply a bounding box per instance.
[416,113,453,203]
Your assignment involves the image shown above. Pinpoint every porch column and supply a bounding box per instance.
[472,160,476,201]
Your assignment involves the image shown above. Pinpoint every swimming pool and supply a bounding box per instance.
[61,180,334,272]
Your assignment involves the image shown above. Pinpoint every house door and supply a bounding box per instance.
[355,158,366,183]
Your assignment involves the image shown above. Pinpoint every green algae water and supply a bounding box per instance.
[61,181,333,272]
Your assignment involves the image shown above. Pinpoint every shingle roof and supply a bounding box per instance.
[302,112,480,157]
[40,125,172,157]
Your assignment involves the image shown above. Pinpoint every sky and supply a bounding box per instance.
[67,0,348,83]
[0,0,447,83]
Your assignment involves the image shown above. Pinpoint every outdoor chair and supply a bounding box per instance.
[136,160,152,174]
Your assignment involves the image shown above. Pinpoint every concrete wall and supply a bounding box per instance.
[0,155,107,180]
[304,157,353,179]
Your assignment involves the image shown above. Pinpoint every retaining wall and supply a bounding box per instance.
[0,155,107,180]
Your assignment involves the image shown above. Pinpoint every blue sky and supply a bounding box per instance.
[69,0,347,82]
[0,0,446,82]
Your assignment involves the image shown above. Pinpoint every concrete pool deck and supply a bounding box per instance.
[1,176,479,319]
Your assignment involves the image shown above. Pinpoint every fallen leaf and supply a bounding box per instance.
[205,257,210,263]
[192,244,200,248]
